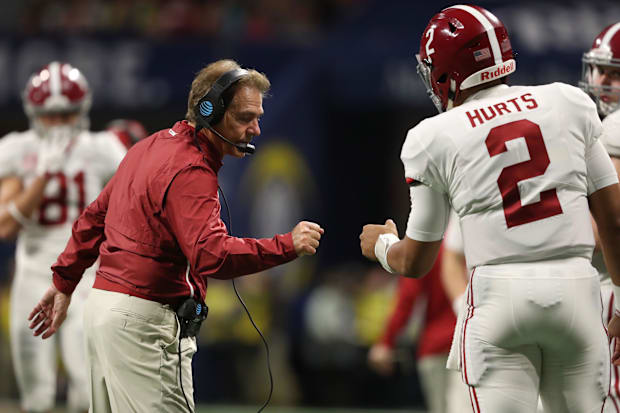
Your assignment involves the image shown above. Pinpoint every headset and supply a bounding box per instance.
[194,68,256,154]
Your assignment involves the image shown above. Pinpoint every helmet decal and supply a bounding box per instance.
[447,5,503,66]
[425,28,436,63]
[600,22,620,51]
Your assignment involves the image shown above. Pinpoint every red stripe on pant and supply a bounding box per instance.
[468,386,481,413]
[609,293,620,412]
[462,269,478,412]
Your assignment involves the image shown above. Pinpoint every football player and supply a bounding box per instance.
[360,5,620,412]
[0,62,127,413]
[580,21,620,413]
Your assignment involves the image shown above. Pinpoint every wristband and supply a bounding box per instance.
[7,201,30,227]
[375,233,399,274]
[614,284,620,316]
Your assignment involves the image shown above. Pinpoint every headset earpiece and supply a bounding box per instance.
[195,68,249,129]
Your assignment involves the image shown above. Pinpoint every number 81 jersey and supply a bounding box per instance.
[401,82,618,268]
[0,129,126,279]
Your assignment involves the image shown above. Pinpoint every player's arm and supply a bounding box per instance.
[586,141,620,365]
[360,183,448,278]
[441,247,468,314]
[382,234,442,277]
[369,276,423,376]
[590,157,620,253]
[590,184,620,286]
[0,175,49,239]
[440,215,468,305]
[588,141,620,285]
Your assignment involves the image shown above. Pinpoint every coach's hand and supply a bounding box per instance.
[292,221,324,256]
[360,219,398,260]
[28,284,71,339]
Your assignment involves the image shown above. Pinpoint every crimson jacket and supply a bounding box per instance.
[52,121,297,308]
[379,249,456,359]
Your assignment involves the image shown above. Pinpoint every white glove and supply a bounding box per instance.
[36,127,73,176]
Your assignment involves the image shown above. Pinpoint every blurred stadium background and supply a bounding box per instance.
[1,0,620,411]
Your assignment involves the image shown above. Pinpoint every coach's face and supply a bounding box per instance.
[219,85,263,158]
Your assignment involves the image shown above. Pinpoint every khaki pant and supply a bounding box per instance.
[83,288,197,413]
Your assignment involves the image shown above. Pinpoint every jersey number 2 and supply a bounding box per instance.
[39,171,86,226]
[485,119,563,228]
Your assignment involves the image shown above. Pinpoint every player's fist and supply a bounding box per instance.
[368,343,395,376]
[360,219,399,260]
[292,221,324,256]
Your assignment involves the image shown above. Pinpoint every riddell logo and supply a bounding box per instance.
[480,61,515,81]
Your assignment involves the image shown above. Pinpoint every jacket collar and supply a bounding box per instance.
[172,120,223,172]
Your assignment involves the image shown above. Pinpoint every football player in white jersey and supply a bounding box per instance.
[0,62,126,413]
[580,21,620,413]
[360,5,620,413]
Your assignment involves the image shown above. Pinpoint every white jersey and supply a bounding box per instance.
[401,83,618,268]
[0,129,126,279]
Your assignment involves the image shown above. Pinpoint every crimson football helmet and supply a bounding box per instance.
[22,61,92,139]
[106,119,148,148]
[580,22,620,116]
[416,5,515,113]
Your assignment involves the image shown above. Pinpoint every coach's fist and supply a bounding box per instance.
[292,221,324,256]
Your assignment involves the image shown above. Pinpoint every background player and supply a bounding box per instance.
[360,4,620,412]
[580,21,620,412]
[0,61,127,413]
[106,118,149,149]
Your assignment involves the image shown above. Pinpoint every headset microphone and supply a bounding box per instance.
[207,125,256,154]
[194,68,256,155]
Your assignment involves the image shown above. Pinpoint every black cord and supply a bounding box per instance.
[192,126,273,412]
[218,184,274,413]
[179,337,193,412]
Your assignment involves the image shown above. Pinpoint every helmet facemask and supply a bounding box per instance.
[31,111,87,141]
[416,54,445,113]
[580,53,620,116]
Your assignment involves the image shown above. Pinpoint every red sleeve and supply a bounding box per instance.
[52,176,113,294]
[379,276,425,348]
[164,166,297,280]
